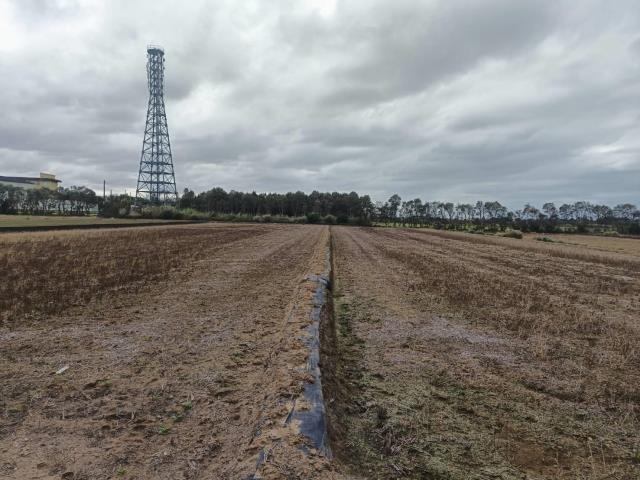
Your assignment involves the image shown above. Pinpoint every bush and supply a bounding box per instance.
[252,214,272,223]
[180,208,208,221]
[322,214,337,225]
[306,212,321,224]
[337,214,349,224]
[140,206,180,220]
[348,216,372,226]
[211,212,253,223]
[138,206,209,221]
[501,229,523,239]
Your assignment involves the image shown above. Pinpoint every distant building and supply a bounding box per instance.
[0,172,61,191]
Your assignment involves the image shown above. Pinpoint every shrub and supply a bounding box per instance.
[180,208,208,221]
[137,206,209,221]
[323,214,337,225]
[348,216,372,226]
[271,215,293,223]
[501,229,523,239]
[306,212,321,224]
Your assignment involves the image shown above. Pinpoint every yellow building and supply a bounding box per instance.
[0,172,61,191]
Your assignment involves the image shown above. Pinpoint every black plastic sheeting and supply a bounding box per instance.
[287,274,332,457]
[245,272,332,480]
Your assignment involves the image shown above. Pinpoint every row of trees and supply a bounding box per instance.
[179,188,375,222]
[381,197,639,223]
[0,184,98,215]
[378,195,639,233]
[9,180,634,234]
[176,188,638,232]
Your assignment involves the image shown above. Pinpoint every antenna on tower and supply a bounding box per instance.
[135,45,177,205]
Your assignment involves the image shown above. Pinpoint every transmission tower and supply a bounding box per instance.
[136,45,177,204]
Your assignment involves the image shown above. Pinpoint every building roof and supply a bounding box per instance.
[0,175,61,184]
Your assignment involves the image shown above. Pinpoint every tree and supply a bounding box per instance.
[387,194,402,224]
[542,202,557,219]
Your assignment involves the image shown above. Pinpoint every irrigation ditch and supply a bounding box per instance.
[247,226,369,478]
[273,226,371,476]
[319,229,370,477]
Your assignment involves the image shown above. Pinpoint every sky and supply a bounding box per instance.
[0,0,639,208]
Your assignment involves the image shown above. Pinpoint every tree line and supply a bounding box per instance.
[176,188,638,232]
[379,195,640,233]
[0,184,98,215]
[178,187,375,223]
[4,182,637,234]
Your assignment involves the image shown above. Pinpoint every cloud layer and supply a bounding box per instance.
[1,0,639,207]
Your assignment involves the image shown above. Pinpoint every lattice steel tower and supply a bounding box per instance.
[136,45,177,204]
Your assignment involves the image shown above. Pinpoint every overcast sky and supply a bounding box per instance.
[1,0,638,207]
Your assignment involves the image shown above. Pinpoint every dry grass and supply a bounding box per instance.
[523,232,640,257]
[385,228,640,387]
[327,226,640,479]
[0,224,265,325]
[0,214,176,228]
[415,228,640,272]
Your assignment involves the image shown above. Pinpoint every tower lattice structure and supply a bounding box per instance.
[136,45,177,204]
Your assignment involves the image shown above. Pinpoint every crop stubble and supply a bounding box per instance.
[0,224,341,480]
[1,224,638,479]
[326,226,640,479]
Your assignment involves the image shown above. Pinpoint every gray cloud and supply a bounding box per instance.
[0,0,638,208]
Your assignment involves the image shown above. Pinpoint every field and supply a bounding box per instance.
[523,232,640,256]
[327,228,640,479]
[1,225,639,479]
[0,215,178,229]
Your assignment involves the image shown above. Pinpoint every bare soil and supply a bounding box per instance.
[0,224,341,480]
[0,214,177,229]
[326,226,640,479]
[523,232,640,257]
[3,224,639,479]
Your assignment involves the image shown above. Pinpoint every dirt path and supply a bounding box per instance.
[1,224,341,480]
[327,226,640,480]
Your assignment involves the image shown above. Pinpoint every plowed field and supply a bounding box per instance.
[1,224,340,480]
[327,227,640,479]
[1,224,639,479]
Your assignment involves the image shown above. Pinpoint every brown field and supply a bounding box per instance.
[523,232,640,257]
[0,215,177,229]
[0,224,340,480]
[1,225,639,479]
[327,227,640,479]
